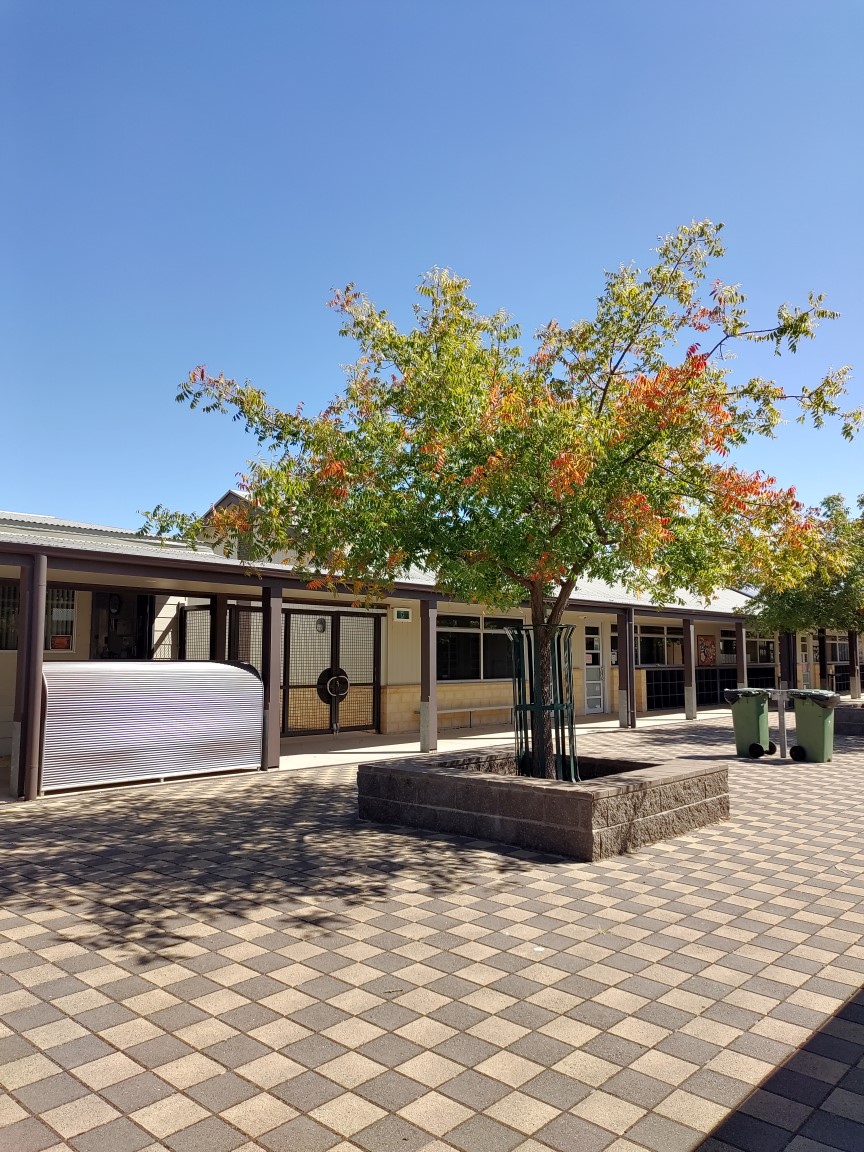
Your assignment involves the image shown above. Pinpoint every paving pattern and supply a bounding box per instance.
[1,713,863,1151]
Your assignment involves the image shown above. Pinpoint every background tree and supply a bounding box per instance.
[145,220,860,775]
[747,494,864,637]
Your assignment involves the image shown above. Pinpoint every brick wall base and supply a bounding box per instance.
[358,748,729,862]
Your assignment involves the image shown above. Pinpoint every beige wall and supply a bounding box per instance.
[152,595,180,659]
[384,603,421,685]
[0,654,15,757]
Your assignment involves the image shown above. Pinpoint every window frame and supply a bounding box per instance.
[0,583,77,653]
[436,614,523,682]
[634,623,684,668]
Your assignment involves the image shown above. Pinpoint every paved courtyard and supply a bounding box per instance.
[1,712,863,1152]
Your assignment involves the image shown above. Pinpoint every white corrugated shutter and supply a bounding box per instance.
[41,662,263,790]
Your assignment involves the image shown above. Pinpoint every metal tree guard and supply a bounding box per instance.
[507,625,579,781]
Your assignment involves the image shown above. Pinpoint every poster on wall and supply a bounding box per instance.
[50,635,73,651]
[697,635,716,666]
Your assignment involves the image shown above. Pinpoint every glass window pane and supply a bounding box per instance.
[639,636,665,664]
[666,637,683,665]
[45,590,75,651]
[436,614,481,630]
[758,640,775,664]
[482,617,523,631]
[437,632,480,680]
[0,582,19,650]
[483,633,513,679]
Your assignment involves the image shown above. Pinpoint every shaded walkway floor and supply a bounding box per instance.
[0,713,863,1151]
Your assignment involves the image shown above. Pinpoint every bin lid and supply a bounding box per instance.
[724,688,772,703]
[787,689,842,709]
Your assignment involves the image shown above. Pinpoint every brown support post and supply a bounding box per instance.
[617,608,637,728]
[210,594,229,661]
[779,632,796,690]
[11,563,32,798]
[23,554,47,802]
[735,620,747,688]
[848,630,861,700]
[818,627,828,690]
[616,610,629,727]
[682,616,697,720]
[626,609,637,727]
[261,584,283,769]
[420,598,438,752]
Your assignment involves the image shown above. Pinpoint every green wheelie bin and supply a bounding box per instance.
[788,689,841,763]
[724,688,776,758]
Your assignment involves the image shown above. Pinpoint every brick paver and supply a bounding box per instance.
[1,712,863,1151]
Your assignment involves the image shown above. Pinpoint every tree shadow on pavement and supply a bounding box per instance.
[0,769,533,964]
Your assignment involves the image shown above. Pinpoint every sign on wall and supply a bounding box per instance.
[697,635,716,666]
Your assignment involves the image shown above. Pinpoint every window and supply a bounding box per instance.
[666,627,683,666]
[46,590,75,650]
[635,624,683,666]
[826,633,850,664]
[610,623,618,666]
[746,635,775,665]
[436,615,522,681]
[719,629,737,664]
[0,584,76,651]
[0,583,17,650]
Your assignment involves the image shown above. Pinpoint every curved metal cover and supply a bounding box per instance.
[41,662,263,791]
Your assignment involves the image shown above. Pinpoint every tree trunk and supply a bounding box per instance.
[529,584,556,779]
[535,626,555,778]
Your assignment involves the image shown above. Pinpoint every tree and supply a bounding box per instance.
[747,495,864,637]
[145,220,860,776]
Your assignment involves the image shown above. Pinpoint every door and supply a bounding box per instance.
[584,625,604,713]
[283,610,380,735]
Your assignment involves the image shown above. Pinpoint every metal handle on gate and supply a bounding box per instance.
[326,673,350,699]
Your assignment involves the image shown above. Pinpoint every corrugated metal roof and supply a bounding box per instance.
[0,509,750,615]
[0,520,221,560]
[0,509,148,537]
[567,576,750,614]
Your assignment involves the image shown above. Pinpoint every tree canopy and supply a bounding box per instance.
[747,494,864,636]
[144,220,860,630]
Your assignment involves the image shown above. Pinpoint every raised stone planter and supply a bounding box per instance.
[357,746,729,861]
[835,704,864,735]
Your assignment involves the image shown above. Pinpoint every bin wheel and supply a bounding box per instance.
[767,742,777,755]
[748,743,765,759]
[790,745,806,762]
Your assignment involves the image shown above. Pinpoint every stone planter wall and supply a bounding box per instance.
[357,747,729,862]
[835,705,864,736]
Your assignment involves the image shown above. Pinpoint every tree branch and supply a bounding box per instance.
[596,239,697,416]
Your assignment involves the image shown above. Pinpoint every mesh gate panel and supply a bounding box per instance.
[231,606,286,722]
[216,607,379,736]
[183,606,211,660]
[236,608,263,673]
[338,615,376,730]
[286,614,332,733]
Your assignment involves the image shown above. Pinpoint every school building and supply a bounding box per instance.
[2,500,861,799]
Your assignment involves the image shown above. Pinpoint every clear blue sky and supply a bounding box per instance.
[3,0,862,528]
